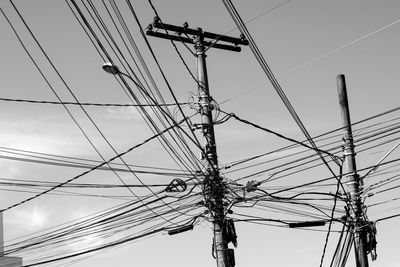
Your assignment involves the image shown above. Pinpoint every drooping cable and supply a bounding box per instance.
[1,117,184,212]
[126,0,206,161]
[319,166,343,267]
[70,0,207,218]
[5,1,149,202]
[104,0,203,172]
[220,0,342,182]
[70,0,205,175]
[0,97,187,106]
[221,111,340,160]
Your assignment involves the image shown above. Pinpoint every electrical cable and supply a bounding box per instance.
[1,117,185,212]
[68,2,212,231]
[224,105,400,170]
[221,110,340,160]
[107,0,204,174]
[126,0,207,164]
[319,166,342,267]
[70,0,205,175]
[5,1,156,205]
[0,97,187,106]
[69,1,206,223]
[220,15,400,105]
[87,0,202,174]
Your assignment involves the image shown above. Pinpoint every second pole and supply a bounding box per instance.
[337,74,369,267]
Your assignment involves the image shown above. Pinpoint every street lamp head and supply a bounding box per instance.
[102,62,120,75]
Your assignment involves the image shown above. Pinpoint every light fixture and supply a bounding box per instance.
[102,62,120,75]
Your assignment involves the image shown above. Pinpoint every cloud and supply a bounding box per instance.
[5,205,50,231]
[105,107,142,121]
[0,160,21,178]
[0,112,83,154]
[105,106,158,122]
[0,110,112,158]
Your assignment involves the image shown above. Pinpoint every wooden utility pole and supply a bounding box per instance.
[194,32,228,267]
[336,74,369,267]
[146,18,248,267]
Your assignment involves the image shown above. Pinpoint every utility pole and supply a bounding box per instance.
[336,74,369,267]
[146,17,248,267]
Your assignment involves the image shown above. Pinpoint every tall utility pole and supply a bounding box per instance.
[194,32,227,267]
[146,18,248,267]
[336,74,369,267]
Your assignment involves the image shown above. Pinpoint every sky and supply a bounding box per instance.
[0,0,400,266]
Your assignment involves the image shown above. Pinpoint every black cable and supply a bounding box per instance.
[21,228,165,267]
[126,0,204,156]
[65,0,107,62]
[222,111,340,160]
[70,0,205,223]
[94,0,196,168]
[329,222,346,267]
[376,212,400,223]
[86,0,202,173]
[319,165,343,267]
[0,146,191,175]
[0,97,187,106]
[1,117,185,212]
[105,1,201,170]
[221,0,344,196]
[225,105,400,170]
[6,0,145,202]
[6,192,204,265]
[71,0,204,174]
[146,1,200,86]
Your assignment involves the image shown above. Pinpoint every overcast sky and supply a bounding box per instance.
[1,0,400,266]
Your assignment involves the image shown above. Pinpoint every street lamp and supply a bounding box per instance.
[102,62,142,88]
[102,62,120,75]
[102,61,160,107]
[101,62,189,132]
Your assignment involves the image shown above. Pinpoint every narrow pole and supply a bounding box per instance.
[336,74,369,267]
[195,32,228,267]
[0,212,4,257]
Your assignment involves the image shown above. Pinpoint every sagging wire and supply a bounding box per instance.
[0,97,188,107]
[220,110,341,162]
[1,117,187,212]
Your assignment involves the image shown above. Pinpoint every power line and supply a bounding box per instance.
[69,2,207,225]
[319,167,343,267]
[4,1,145,202]
[220,110,340,160]
[0,146,191,175]
[376,213,400,223]
[68,1,214,228]
[221,0,342,194]
[70,0,204,174]
[220,17,400,105]
[0,97,188,107]
[1,117,184,212]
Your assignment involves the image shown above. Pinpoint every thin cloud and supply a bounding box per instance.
[5,205,50,231]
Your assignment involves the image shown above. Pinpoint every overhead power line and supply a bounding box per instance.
[2,118,185,212]
[220,17,400,105]
[220,111,340,160]
[220,0,342,189]
[3,1,145,202]
[0,97,188,107]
